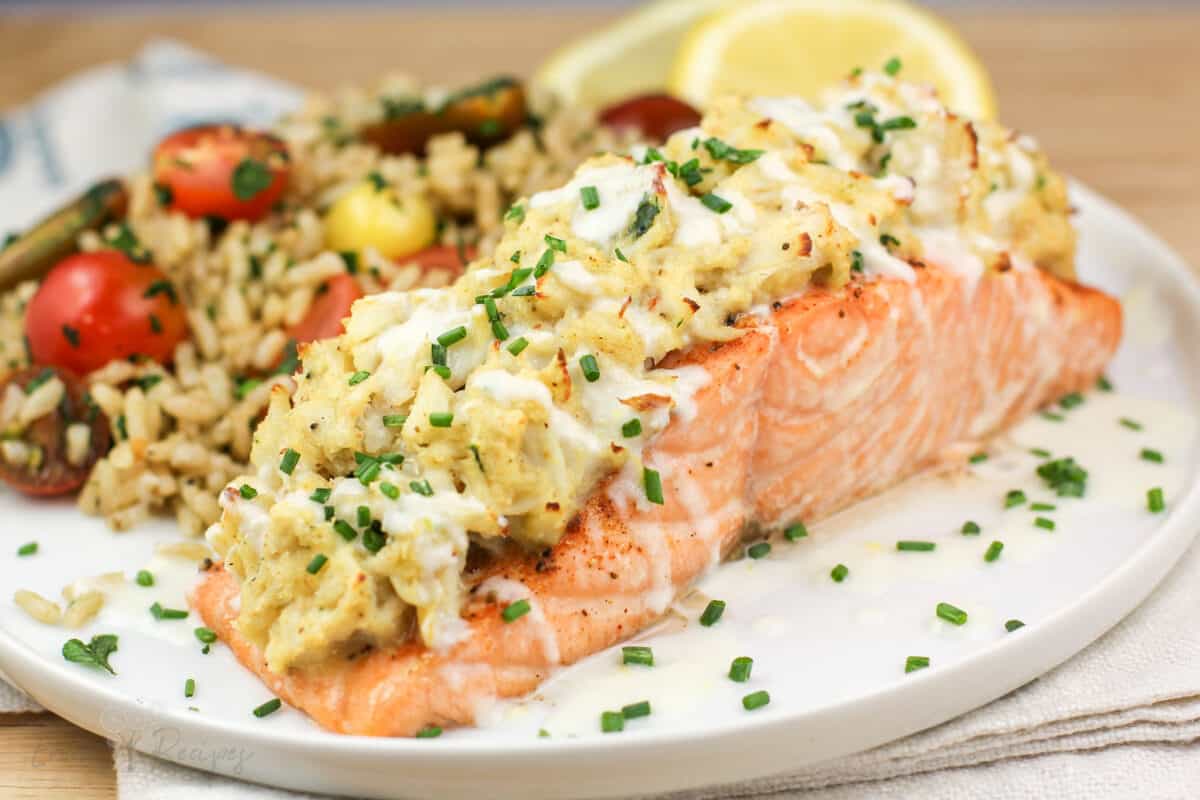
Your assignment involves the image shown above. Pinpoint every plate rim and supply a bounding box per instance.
[2,180,1199,798]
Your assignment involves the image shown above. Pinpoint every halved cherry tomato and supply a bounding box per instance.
[0,366,111,496]
[286,273,364,346]
[598,94,702,142]
[25,250,189,375]
[153,125,290,222]
[401,243,476,276]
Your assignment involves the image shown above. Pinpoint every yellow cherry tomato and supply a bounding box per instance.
[323,176,436,260]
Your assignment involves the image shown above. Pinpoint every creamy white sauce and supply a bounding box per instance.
[530,163,655,247]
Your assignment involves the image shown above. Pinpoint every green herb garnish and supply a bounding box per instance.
[62,634,119,675]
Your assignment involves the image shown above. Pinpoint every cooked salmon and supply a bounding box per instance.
[193,262,1121,735]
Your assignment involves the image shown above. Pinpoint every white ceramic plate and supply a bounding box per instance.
[1,182,1198,799]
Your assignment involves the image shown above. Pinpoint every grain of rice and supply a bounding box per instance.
[14,590,62,626]
[156,540,212,561]
[17,376,63,427]
[61,591,105,628]
[1,439,29,467]
[65,423,92,467]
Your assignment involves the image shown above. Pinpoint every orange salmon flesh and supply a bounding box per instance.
[193,264,1121,736]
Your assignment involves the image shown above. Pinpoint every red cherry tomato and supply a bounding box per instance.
[402,244,475,276]
[598,94,702,142]
[286,273,364,346]
[25,250,189,375]
[0,366,111,496]
[153,124,290,222]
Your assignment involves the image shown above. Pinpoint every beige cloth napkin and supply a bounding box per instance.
[3,40,1199,799]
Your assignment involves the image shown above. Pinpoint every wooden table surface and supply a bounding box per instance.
[1,6,1198,798]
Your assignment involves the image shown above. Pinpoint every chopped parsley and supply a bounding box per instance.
[62,634,119,675]
[1036,457,1088,497]
[231,158,273,201]
[621,418,642,438]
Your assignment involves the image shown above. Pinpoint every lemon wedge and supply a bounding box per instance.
[669,0,997,119]
[535,0,728,107]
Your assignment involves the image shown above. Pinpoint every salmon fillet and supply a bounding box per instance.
[193,264,1121,735]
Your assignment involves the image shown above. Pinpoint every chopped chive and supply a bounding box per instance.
[782,521,807,541]
[1148,487,1165,513]
[883,56,902,75]
[699,599,726,626]
[428,364,451,380]
[323,505,335,521]
[621,418,642,437]
[506,336,529,356]
[239,484,258,500]
[379,482,399,499]
[614,247,628,263]
[333,520,357,541]
[1041,411,1064,422]
[961,520,981,535]
[905,655,930,673]
[409,479,434,497]
[579,354,600,382]
[279,448,300,475]
[309,487,332,504]
[850,250,864,273]
[544,234,567,253]
[135,570,154,587]
[1059,392,1084,409]
[429,412,454,428]
[512,285,536,297]
[742,690,770,711]
[430,343,448,368]
[1033,517,1056,531]
[601,711,624,733]
[509,250,521,263]
[482,296,500,321]
[1120,417,1143,431]
[470,443,485,472]
[700,193,732,213]
[504,203,524,223]
[580,185,600,210]
[1141,448,1164,463]
[622,645,654,667]
[621,700,651,719]
[830,563,849,582]
[1005,619,1026,632]
[936,602,968,626]
[1004,489,1027,508]
[362,523,387,554]
[729,656,753,682]
[16,542,37,557]
[415,725,442,738]
[533,248,555,278]
[194,627,217,644]
[1030,447,1052,458]
[382,414,407,428]
[348,370,370,386]
[184,678,195,698]
[253,698,282,718]
[356,505,371,528]
[896,540,936,552]
[356,460,381,485]
[747,542,771,559]
[437,326,467,347]
[306,554,328,574]
[1030,502,1056,511]
[968,452,988,464]
[643,467,664,505]
[1097,375,1114,392]
[984,541,1005,562]
[490,320,509,341]
[150,602,188,621]
[502,599,531,623]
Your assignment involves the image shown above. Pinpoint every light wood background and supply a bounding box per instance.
[1,6,1197,798]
